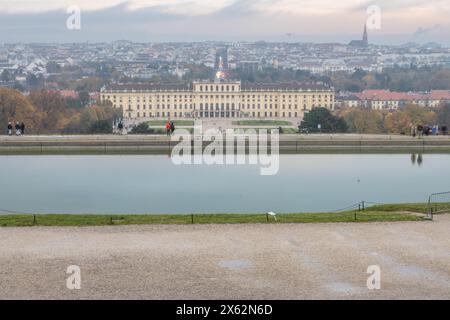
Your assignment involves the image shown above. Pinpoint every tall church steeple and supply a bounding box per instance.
[363,24,368,45]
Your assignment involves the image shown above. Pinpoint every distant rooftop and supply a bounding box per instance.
[353,89,450,101]
[241,82,332,92]
[103,81,333,93]
[104,83,192,92]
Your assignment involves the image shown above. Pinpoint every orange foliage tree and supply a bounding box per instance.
[0,88,42,134]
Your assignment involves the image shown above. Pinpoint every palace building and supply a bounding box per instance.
[101,80,335,120]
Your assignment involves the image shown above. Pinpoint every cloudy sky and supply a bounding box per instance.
[0,0,449,44]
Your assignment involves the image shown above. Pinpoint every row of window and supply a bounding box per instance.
[129,112,190,118]
[127,111,302,119]
[104,94,334,102]
[129,104,191,110]
[120,103,331,111]
[196,85,238,92]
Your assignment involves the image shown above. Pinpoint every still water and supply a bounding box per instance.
[0,154,449,214]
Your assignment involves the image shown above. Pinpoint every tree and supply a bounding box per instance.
[339,108,386,134]
[1,69,11,82]
[436,104,450,127]
[29,90,71,133]
[130,123,157,134]
[384,104,436,134]
[0,88,42,133]
[78,90,90,107]
[403,104,436,125]
[73,77,105,92]
[64,105,120,134]
[300,108,348,133]
[46,61,61,74]
[26,74,40,87]
[384,112,412,135]
[130,123,149,134]
[88,120,112,134]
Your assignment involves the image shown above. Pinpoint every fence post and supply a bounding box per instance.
[33,214,36,225]
[191,214,194,224]
[362,201,365,211]
[354,211,357,221]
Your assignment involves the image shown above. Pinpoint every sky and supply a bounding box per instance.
[0,0,449,45]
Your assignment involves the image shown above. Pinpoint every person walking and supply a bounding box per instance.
[410,124,416,138]
[417,125,423,138]
[20,122,25,136]
[15,122,21,136]
[7,122,12,136]
[166,120,172,137]
[170,121,175,135]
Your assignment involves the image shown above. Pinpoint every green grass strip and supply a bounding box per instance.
[0,210,426,227]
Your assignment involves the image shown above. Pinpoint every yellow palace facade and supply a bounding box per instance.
[101,80,335,120]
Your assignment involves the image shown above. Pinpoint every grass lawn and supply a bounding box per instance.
[130,128,194,135]
[148,120,194,126]
[0,203,432,227]
[236,128,298,134]
[232,120,293,126]
[367,203,431,212]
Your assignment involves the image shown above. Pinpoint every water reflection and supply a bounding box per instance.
[411,153,423,167]
[1,154,449,214]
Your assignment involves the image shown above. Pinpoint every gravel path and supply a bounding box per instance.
[0,216,449,300]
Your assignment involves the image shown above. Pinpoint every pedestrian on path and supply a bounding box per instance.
[7,122,12,136]
[166,120,172,136]
[15,122,21,136]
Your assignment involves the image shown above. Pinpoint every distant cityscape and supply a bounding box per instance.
[1,26,450,122]
[1,27,449,88]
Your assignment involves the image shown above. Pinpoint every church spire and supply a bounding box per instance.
[363,24,368,44]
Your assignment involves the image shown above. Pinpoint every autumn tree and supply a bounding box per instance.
[384,104,436,134]
[64,105,121,134]
[29,90,72,133]
[0,88,42,133]
[384,112,412,134]
[339,108,386,134]
[403,104,436,125]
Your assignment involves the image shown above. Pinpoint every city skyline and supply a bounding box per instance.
[0,0,449,45]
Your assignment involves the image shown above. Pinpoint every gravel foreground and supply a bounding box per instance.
[0,216,449,300]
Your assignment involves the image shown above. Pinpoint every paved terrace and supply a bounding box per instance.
[0,216,449,299]
[0,134,450,153]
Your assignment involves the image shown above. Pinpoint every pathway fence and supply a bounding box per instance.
[427,191,450,220]
[1,195,449,224]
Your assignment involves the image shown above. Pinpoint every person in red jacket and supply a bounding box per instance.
[166,120,172,136]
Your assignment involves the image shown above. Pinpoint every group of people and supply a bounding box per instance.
[411,124,447,137]
[6,122,26,136]
[166,120,176,136]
